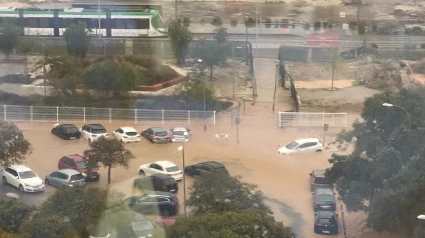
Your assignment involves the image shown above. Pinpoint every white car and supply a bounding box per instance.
[1,165,44,192]
[113,127,141,143]
[138,161,183,181]
[278,138,324,155]
[170,127,190,143]
[80,124,109,143]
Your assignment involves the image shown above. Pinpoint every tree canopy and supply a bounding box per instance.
[84,137,135,184]
[326,88,425,236]
[0,19,21,59]
[0,122,32,167]
[192,40,231,81]
[0,199,34,233]
[168,20,193,65]
[63,21,91,58]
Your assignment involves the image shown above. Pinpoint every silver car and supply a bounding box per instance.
[45,169,86,188]
[170,127,191,143]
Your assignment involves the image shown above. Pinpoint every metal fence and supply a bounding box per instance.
[277,112,348,128]
[0,105,216,125]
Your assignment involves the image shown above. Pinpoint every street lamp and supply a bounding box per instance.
[177,133,188,218]
[197,59,207,131]
[244,16,249,64]
[272,60,280,111]
[382,103,411,130]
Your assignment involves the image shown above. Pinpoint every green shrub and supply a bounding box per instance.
[183,17,190,27]
[211,17,222,26]
[230,19,237,27]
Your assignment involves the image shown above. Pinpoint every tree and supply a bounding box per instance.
[63,22,91,58]
[0,122,32,167]
[328,48,340,90]
[214,27,228,43]
[21,214,77,238]
[326,88,425,236]
[166,211,295,238]
[0,19,21,61]
[0,199,34,233]
[38,186,134,238]
[168,20,193,65]
[187,173,272,217]
[192,41,231,81]
[84,137,135,184]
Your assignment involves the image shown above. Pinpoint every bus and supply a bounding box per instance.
[0,7,167,37]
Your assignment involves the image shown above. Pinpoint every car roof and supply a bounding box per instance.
[151,173,175,180]
[9,164,32,172]
[57,169,81,175]
[65,154,85,162]
[317,211,336,218]
[153,160,178,167]
[201,161,225,168]
[143,191,176,197]
[172,127,187,131]
[119,127,137,132]
[312,170,326,177]
[295,138,320,144]
[60,124,77,128]
[87,124,105,129]
[150,127,167,132]
[315,188,334,195]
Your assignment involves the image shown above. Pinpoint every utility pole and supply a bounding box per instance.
[232,72,236,100]
[175,0,179,20]
[98,0,101,38]
[272,60,279,111]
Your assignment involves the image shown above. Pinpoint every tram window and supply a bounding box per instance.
[39,18,52,28]
[58,18,75,28]
[25,18,38,28]
[139,19,149,29]
[113,19,126,29]
[125,19,137,29]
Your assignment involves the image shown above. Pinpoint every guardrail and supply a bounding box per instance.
[0,105,216,125]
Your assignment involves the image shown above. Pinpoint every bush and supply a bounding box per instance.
[304,23,311,30]
[413,26,423,35]
[411,62,425,74]
[230,19,237,27]
[245,17,256,28]
[211,17,222,26]
[314,22,321,30]
[377,26,392,35]
[280,19,288,28]
[405,28,413,35]
[265,18,271,28]
[183,17,190,27]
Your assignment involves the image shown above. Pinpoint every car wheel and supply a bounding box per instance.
[161,209,170,217]
[45,179,50,185]
[19,184,24,192]
[315,149,322,152]
[2,177,7,185]
[139,170,145,176]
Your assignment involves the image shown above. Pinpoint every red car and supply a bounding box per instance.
[58,154,100,181]
[154,217,176,228]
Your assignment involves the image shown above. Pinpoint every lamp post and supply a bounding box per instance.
[198,59,207,131]
[244,16,249,64]
[272,60,279,111]
[382,103,411,130]
[178,138,188,217]
[98,0,101,38]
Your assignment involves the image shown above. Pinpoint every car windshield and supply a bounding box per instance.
[166,166,180,172]
[19,171,37,179]
[164,178,176,185]
[155,131,167,136]
[92,128,107,134]
[75,161,87,169]
[131,221,154,231]
[126,132,138,136]
[285,141,299,150]
[319,218,331,224]
[70,174,83,181]
[65,127,78,133]
[316,194,334,202]
[314,178,330,184]
[173,131,185,135]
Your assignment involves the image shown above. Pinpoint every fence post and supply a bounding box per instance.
[4,105,6,121]
[56,106,59,122]
[188,110,190,125]
[162,109,164,125]
[213,111,216,125]
[322,113,325,126]
[332,114,335,126]
[135,109,137,124]
[83,107,86,123]
[30,106,33,122]
[109,108,112,124]
[346,113,348,128]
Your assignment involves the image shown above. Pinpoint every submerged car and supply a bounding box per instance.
[45,169,85,188]
[51,123,81,140]
[141,127,171,143]
[113,127,141,143]
[138,161,182,181]
[313,188,336,212]
[184,161,228,177]
[80,124,109,143]
[125,192,179,216]
[310,169,332,191]
[278,138,323,154]
[58,154,100,181]
[133,173,178,193]
[170,127,191,143]
[1,165,44,192]
[314,211,339,235]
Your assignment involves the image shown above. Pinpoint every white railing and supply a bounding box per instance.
[0,105,216,125]
[277,112,348,128]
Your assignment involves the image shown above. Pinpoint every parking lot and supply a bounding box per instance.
[4,119,350,237]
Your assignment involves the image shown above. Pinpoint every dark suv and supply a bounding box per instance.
[58,154,100,181]
[124,192,179,216]
[133,174,178,193]
[313,188,336,212]
[314,211,339,235]
[310,170,332,191]
[184,161,229,177]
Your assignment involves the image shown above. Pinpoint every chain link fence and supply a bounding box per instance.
[277,112,348,128]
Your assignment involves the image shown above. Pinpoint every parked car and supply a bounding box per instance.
[184,161,228,177]
[138,161,182,181]
[134,173,178,193]
[122,212,154,238]
[141,127,171,143]
[278,138,323,154]
[80,124,109,143]
[313,188,336,212]
[1,165,44,192]
[154,217,176,228]
[310,169,332,191]
[170,127,190,143]
[124,192,179,216]
[51,123,81,140]
[112,127,141,143]
[314,211,339,235]
[45,169,85,188]
[58,154,100,181]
